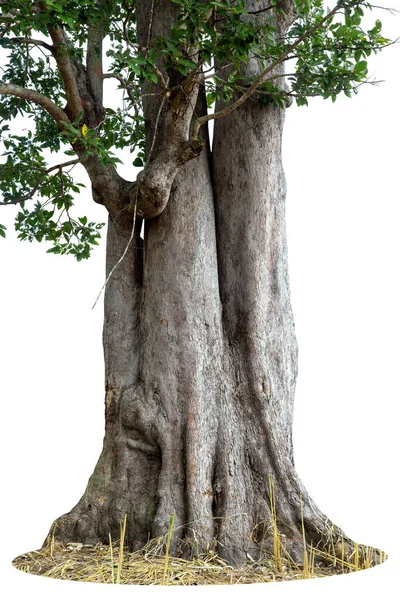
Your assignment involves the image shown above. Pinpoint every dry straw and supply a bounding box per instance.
[13,513,387,586]
[14,482,387,587]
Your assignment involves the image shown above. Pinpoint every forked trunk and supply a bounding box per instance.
[50,93,358,567]
[49,1,375,568]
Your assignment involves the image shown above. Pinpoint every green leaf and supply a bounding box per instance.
[147,71,158,84]
[63,221,73,234]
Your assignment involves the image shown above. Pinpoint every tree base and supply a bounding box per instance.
[41,389,385,571]
[13,535,387,585]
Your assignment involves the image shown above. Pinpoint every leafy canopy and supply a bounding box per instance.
[0,0,390,259]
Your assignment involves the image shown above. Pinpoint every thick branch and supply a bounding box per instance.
[0,82,69,126]
[88,72,204,220]
[130,70,204,219]
[44,22,84,118]
[36,2,106,128]
[130,138,204,219]
[77,154,131,216]
[86,3,105,107]
[83,117,203,220]
[83,139,203,222]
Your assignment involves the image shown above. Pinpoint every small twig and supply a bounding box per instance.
[369,5,400,15]
[103,72,139,108]
[202,62,234,80]
[122,0,146,52]
[0,159,80,205]
[151,63,169,91]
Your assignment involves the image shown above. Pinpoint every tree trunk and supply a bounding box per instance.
[49,106,356,566]
[48,1,372,568]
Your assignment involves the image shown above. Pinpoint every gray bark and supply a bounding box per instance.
[48,0,371,567]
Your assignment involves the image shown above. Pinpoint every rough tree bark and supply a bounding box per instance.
[49,0,371,566]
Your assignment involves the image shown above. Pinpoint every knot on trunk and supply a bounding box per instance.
[131,139,205,219]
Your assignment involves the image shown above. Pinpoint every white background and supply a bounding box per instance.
[0,5,399,599]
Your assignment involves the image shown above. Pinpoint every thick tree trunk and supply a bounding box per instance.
[48,0,374,569]
[49,108,355,565]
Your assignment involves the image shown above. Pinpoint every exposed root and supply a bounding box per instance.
[13,531,387,586]
[45,469,387,574]
[18,507,387,586]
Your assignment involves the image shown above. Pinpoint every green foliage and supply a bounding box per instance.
[287,1,390,106]
[0,0,391,258]
[15,204,104,261]
[61,118,122,167]
[0,126,104,259]
[167,0,271,66]
[102,107,146,166]
[0,42,65,124]
[155,0,389,108]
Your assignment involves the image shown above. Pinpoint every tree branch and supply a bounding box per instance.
[103,72,139,108]
[0,82,70,126]
[48,29,84,118]
[192,1,348,137]
[369,5,400,15]
[37,0,84,120]
[0,159,79,206]
[1,37,54,52]
[87,2,105,107]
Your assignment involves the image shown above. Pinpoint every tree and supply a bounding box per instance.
[0,0,393,567]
